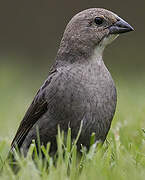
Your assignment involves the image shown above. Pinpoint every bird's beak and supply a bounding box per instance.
[109,17,134,34]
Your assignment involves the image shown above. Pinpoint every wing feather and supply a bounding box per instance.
[11,69,58,150]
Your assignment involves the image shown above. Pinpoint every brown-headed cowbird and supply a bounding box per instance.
[11,8,133,156]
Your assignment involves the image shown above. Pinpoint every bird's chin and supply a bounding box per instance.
[101,34,119,47]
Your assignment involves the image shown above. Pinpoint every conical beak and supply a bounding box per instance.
[109,17,134,34]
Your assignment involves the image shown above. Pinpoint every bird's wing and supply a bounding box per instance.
[11,68,58,151]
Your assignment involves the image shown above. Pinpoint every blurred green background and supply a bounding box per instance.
[0,0,145,146]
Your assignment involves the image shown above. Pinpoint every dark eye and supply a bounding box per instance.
[94,17,104,25]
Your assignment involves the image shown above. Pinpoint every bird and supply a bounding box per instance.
[10,8,134,156]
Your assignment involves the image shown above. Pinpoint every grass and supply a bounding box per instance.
[0,63,145,179]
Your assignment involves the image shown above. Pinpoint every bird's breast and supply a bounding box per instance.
[48,63,117,125]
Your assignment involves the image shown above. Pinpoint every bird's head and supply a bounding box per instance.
[57,8,134,62]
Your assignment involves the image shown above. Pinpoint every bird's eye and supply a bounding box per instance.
[94,17,104,25]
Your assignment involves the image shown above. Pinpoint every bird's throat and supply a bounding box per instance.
[90,34,119,64]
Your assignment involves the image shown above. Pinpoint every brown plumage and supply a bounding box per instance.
[10,8,133,156]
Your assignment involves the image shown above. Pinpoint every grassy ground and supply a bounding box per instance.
[0,63,145,180]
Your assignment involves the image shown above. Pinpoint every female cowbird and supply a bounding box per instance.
[11,8,133,156]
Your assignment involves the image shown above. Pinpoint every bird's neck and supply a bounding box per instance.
[55,36,93,62]
[89,44,104,65]
[55,37,104,67]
